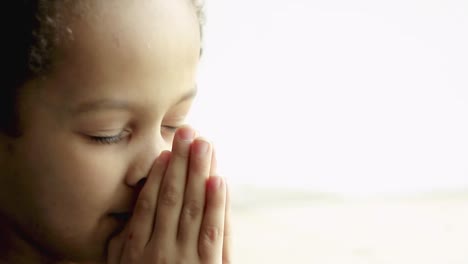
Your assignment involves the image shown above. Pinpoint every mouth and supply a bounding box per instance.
[109,212,132,223]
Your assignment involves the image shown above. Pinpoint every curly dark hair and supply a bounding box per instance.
[0,0,205,137]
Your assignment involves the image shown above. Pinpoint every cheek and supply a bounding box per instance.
[15,104,127,210]
[11,134,129,259]
[16,129,128,216]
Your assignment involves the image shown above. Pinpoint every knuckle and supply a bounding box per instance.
[135,196,152,215]
[199,226,221,258]
[182,199,203,219]
[203,226,221,243]
[160,185,180,206]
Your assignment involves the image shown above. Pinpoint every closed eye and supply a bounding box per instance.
[90,135,124,144]
[88,130,130,145]
[161,125,179,133]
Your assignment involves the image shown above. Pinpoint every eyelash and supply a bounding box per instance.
[89,126,180,145]
[90,134,126,145]
[162,125,179,133]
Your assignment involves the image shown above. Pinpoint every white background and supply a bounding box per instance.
[188,0,468,196]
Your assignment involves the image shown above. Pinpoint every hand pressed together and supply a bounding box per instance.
[107,127,231,264]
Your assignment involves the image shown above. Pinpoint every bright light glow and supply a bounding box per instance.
[188,0,468,196]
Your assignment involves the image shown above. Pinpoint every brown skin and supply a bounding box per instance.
[0,0,230,263]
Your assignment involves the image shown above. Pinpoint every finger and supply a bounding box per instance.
[121,151,171,262]
[107,222,130,264]
[198,176,226,262]
[153,126,195,243]
[207,147,232,264]
[222,182,232,264]
[177,138,212,248]
[209,144,217,176]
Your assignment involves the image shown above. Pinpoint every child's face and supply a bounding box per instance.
[0,0,200,262]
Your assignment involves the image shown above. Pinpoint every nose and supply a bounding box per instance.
[125,134,172,188]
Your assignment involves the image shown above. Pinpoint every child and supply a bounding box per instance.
[0,0,231,263]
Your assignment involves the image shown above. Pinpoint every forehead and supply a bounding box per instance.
[44,0,201,107]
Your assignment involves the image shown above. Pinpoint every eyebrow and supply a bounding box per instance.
[71,86,198,115]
